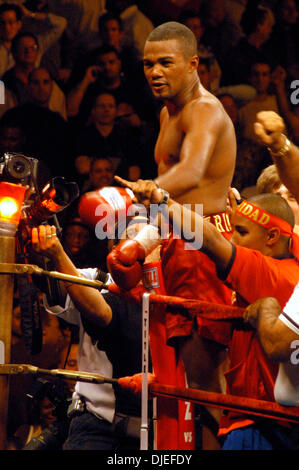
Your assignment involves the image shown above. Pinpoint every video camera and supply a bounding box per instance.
[0,152,80,354]
[0,152,79,227]
[0,152,37,186]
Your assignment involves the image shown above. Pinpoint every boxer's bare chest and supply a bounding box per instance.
[155,112,184,168]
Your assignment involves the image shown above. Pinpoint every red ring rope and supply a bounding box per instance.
[149,383,299,424]
[109,283,299,432]
[108,283,245,320]
[118,373,299,424]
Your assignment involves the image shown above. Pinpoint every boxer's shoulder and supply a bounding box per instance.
[182,91,224,124]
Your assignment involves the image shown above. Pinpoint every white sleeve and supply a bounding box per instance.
[279,282,299,335]
[43,267,100,325]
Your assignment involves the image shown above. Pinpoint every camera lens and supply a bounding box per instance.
[7,155,31,179]
[14,161,25,173]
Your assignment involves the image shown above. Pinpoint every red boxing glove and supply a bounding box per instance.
[107,239,146,290]
[78,186,134,237]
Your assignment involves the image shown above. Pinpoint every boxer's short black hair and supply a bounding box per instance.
[146,21,198,59]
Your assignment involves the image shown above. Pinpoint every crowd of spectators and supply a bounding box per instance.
[0,0,298,450]
[0,0,297,194]
[0,0,297,199]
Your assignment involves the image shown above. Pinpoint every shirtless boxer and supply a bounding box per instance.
[144,22,236,449]
[113,22,236,449]
[143,22,236,211]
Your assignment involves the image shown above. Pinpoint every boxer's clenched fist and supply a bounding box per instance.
[254,111,286,153]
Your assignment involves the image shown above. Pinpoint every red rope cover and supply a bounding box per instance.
[149,383,299,424]
[118,372,299,424]
[108,283,245,321]
[110,283,299,426]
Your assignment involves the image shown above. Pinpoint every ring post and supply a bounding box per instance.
[0,182,25,449]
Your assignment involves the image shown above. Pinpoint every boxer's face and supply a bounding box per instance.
[143,39,196,100]
[231,212,268,253]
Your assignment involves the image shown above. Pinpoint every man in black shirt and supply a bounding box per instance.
[2,66,70,176]
[74,92,141,178]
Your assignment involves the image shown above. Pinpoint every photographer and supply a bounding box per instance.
[30,216,154,450]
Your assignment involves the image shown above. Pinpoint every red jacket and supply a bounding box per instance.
[218,244,299,435]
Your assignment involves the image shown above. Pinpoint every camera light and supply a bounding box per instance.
[0,182,26,225]
[0,197,18,217]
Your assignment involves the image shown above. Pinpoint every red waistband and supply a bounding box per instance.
[203,211,232,234]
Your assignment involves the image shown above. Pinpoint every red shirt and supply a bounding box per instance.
[218,244,299,436]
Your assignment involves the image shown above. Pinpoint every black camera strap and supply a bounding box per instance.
[17,250,43,355]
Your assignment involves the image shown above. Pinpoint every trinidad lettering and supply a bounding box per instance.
[237,201,270,225]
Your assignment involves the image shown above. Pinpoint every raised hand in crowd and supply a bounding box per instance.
[254,111,299,203]
[254,111,286,155]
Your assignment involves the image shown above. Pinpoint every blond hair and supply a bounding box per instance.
[256,165,281,194]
